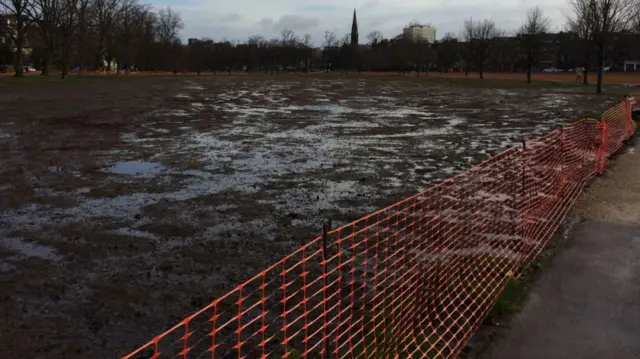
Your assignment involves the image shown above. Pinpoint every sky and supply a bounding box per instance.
[149,0,574,46]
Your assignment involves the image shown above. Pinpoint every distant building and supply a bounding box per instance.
[403,24,436,43]
[351,9,359,46]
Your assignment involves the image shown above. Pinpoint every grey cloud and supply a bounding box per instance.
[258,18,274,28]
[273,15,320,31]
[360,0,380,10]
[221,13,242,23]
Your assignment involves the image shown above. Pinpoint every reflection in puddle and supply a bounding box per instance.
[0,237,62,261]
[108,161,166,175]
[109,228,159,240]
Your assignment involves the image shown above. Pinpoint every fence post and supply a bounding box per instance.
[322,219,331,359]
[597,122,608,174]
[559,126,566,193]
[625,100,633,139]
[519,139,528,273]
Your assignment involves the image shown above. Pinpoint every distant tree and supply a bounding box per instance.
[0,43,12,65]
[435,33,459,70]
[155,6,182,71]
[567,0,598,85]
[59,0,86,78]
[155,6,182,45]
[460,18,502,79]
[322,30,337,71]
[245,35,263,73]
[279,28,297,71]
[301,33,312,72]
[72,0,92,68]
[27,0,63,75]
[134,8,155,69]
[188,39,209,74]
[92,0,125,70]
[338,32,351,73]
[323,30,337,47]
[633,1,640,31]
[340,32,350,46]
[590,0,635,93]
[390,37,411,74]
[412,39,432,76]
[518,6,551,83]
[113,1,151,73]
[0,0,31,77]
[367,30,383,44]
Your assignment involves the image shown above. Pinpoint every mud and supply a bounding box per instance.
[0,75,619,358]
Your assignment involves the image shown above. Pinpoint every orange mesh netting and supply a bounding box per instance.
[122,100,635,359]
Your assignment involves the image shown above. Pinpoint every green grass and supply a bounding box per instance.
[490,278,531,318]
[487,230,568,322]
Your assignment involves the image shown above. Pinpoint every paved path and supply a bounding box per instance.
[483,142,640,359]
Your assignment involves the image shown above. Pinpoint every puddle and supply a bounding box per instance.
[108,161,167,176]
[109,228,159,240]
[150,109,189,117]
[0,262,17,272]
[0,237,62,261]
[185,84,205,91]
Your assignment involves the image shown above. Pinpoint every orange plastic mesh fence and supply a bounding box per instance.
[122,100,635,359]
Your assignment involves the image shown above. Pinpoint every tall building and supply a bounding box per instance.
[403,24,436,43]
[351,9,359,46]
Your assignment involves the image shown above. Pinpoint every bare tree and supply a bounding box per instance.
[113,0,150,72]
[0,0,31,77]
[59,0,85,78]
[92,0,124,69]
[279,28,297,71]
[340,33,350,46]
[590,0,635,93]
[156,6,182,45]
[519,6,551,83]
[568,0,635,92]
[366,30,383,44]
[460,18,502,79]
[155,6,182,72]
[633,1,640,31]
[412,39,432,76]
[279,28,295,46]
[27,0,63,75]
[435,33,459,71]
[72,0,92,68]
[567,0,596,85]
[134,8,155,69]
[323,30,337,47]
[302,33,312,72]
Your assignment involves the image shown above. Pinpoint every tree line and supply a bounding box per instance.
[1,0,639,93]
[0,0,185,77]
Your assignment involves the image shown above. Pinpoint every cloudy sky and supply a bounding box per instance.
[150,0,574,45]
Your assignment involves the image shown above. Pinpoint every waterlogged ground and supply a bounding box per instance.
[0,75,620,358]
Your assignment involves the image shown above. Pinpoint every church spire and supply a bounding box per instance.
[351,9,359,46]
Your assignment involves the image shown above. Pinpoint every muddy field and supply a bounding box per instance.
[0,75,623,358]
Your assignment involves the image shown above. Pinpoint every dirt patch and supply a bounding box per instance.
[0,75,620,358]
[574,140,640,225]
